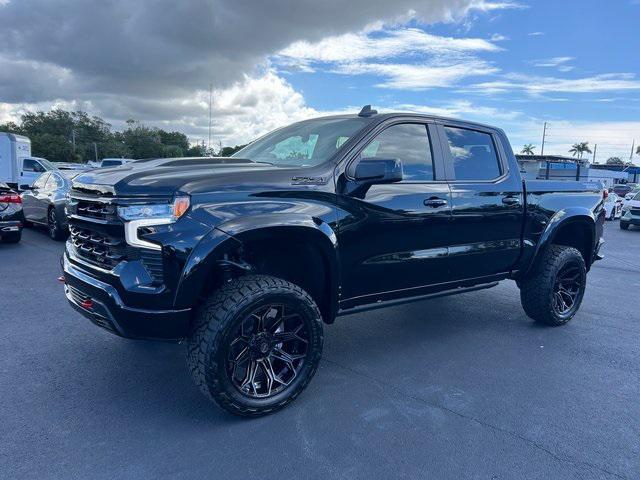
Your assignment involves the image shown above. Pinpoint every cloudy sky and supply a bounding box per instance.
[1,0,639,162]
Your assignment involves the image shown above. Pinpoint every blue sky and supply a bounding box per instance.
[1,0,639,163]
[271,0,640,162]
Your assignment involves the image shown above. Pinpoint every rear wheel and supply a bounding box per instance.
[187,275,324,417]
[520,245,586,326]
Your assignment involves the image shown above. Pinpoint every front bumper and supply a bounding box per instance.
[620,211,640,226]
[62,253,191,341]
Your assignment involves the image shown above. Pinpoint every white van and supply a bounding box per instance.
[0,133,56,189]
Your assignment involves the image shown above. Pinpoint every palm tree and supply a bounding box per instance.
[569,142,592,159]
[520,144,535,155]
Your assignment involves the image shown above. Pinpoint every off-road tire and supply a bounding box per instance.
[520,245,586,326]
[187,274,324,417]
[1,231,21,243]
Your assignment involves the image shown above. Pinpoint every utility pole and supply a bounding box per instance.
[541,122,547,156]
[208,83,213,153]
[93,142,98,161]
[71,130,76,152]
[592,144,597,164]
[630,139,636,163]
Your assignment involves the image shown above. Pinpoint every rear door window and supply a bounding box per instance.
[443,127,502,181]
[32,173,50,189]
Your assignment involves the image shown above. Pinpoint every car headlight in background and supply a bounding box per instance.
[118,195,190,222]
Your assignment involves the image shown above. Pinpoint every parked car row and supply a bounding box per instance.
[1,132,134,190]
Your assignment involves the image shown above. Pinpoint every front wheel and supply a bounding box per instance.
[620,222,630,230]
[520,245,586,326]
[187,275,324,417]
[48,208,66,241]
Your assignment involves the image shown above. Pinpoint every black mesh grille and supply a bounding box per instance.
[631,208,640,215]
[76,200,118,221]
[68,196,164,284]
[69,225,126,269]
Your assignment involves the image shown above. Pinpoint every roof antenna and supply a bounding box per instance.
[358,105,378,117]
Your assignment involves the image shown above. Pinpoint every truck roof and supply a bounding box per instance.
[294,112,503,134]
[0,132,31,142]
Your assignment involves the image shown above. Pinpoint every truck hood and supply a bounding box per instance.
[71,157,280,197]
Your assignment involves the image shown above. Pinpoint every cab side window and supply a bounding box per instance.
[356,123,434,181]
[443,127,502,181]
[24,159,46,173]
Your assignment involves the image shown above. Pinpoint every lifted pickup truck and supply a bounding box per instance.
[61,107,605,416]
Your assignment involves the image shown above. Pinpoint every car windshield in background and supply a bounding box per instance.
[233,117,371,167]
[101,160,123,167]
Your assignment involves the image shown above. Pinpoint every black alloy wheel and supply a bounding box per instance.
[227,303,309,398]
[551,260,583,319]
[187,275,324,417]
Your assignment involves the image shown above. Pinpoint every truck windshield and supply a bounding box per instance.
[233,117,371,167]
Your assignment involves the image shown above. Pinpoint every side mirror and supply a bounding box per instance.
[354,158,403,184]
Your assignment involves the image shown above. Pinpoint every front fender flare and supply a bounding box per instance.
[173,215,340,319]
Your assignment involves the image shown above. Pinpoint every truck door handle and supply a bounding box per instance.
[502,196,520,205]
[424,197,448,208]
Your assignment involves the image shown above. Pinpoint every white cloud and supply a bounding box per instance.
[490,33,509,41]
[335,61,499,90]
[469,73,640,95]
[0,71,322,146]
[531,56,575,68]
[528,31,545,36]
[278,27,500,66]
[277,25,501,90]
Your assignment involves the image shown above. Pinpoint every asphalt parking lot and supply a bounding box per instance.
[1,221,639,480]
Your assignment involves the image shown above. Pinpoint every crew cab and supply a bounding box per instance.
[60,107,605,416]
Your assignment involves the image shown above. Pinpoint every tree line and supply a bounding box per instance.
[520,141,637,166]
[0,109,246,162]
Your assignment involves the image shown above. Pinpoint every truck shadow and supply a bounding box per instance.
[64,288,533,426]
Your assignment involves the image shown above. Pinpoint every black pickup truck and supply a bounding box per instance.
[61,107,605,416]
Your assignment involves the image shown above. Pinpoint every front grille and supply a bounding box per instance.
[76,200,118,221]
[69,225,126,269]
[630,208,640,216]
[68,194,164,284]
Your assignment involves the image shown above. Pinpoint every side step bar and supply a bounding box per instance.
[337,282,500,317]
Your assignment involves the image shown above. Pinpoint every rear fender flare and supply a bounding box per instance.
[523,207,596,276]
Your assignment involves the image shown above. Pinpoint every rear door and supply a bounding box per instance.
[22,172,50,222]
[437,123,524,281]
[336,120,454,305]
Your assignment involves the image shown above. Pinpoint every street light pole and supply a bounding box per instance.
[541,122,547,156]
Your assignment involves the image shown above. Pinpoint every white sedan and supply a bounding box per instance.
[604,192,623,220]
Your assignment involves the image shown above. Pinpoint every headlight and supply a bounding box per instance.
[622,204,631,212]
[117,196,190,222]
